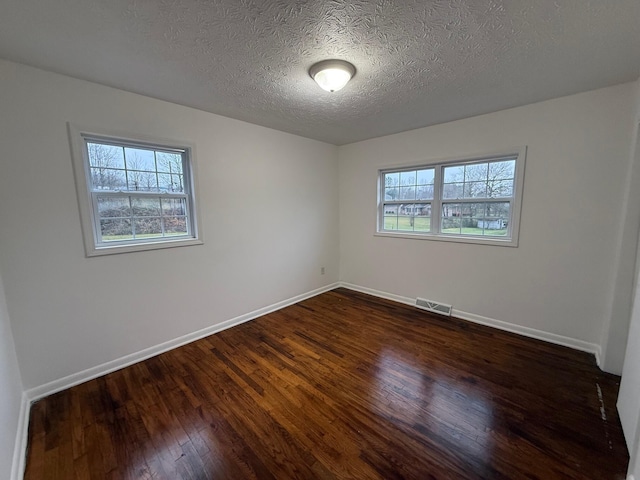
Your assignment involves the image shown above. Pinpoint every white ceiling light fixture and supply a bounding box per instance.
[309,59,356,92]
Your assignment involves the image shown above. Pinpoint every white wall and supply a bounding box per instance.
[620,269,640,478]
[602,78,640,375]
[0,59,339,390]
[0,270,24,480]
[339,83,636,349]
[618,78,640,480]
[619,238,640,449]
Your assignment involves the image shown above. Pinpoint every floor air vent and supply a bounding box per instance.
[416,297,452,316]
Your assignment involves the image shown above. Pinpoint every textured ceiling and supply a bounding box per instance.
[1,0,639,145]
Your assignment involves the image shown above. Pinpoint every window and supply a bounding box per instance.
[377,148,525,246]
[69,126,202,256]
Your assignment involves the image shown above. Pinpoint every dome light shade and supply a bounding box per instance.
[309,60,356,92]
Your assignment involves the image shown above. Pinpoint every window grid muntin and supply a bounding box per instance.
[383,168,435,201]
[92,192,191,245]
[379,153,521,242]
[87,141,186,194]
[440,200,511,238]
[441,158,516,201]
[383,201,432,233]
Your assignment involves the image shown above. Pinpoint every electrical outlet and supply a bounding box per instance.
[321,267,325,275]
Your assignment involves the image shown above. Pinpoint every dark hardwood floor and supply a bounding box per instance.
[24,288,629,479]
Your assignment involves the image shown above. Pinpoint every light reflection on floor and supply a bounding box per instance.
[371,348,495,464]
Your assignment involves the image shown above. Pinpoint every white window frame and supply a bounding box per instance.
[69,124,204,257]
[376,147,526,247]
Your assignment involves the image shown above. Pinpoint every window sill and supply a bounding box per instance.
[86,237,204,257]
[374,231,518,247]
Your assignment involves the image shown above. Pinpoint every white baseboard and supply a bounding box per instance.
[594,345,603,368]
[338,282,600,357]
[451,309,600,355]
[10,392,29,480]
[26,281,601,400]
[14,280,602,479]
[26,282,340,402]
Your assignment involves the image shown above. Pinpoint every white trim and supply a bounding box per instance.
[628,476,635,480]
[451,309,599,355]
[10,392,30,480]
[594,345,603,368]
[374,231,519,247]
[340,282,416,307]
[84,237,204,257]
[339,282,600,357]
[26,283,340,401]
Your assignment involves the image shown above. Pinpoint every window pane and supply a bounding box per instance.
[416,169,434,186]
[399,186,416,200]
[91,168,126,191]
[485,201,510,219]
[158,173,183,193]
[443,165,464,183]
[97,196,131,218]
[127,171,158,192]
[397,214,415,231]
[125,147,156,172]
[413,204,431,232]
[489,160,515,180]
[100,219,133,242]
[383,204,398,230]
[477,202,509,236]
[161,198,187,216]
[164,216,188,235]
[384,172,399,188]
[458,203,486,235]
[87,143,125,170]
[441,203,461,234]
[413,216,431,232]
[156,152,183,174]
[385,187,399,201]
[443,182,464,199]
[400,170,416,186]
[384,216,398,230]
[158,173,172,192]
[397,204,430,231]
[132,197,161,216]
[476,202,509,235]
[441,202,510,236]
[134,217,162,238]
[464,163,488,182]
[172,174,184,193]
[463,181,487,198]
[487,179,513,198]
[416,184,434,200]
[468,203,487,221]
[384,204,430,232]
[383,204,398,215]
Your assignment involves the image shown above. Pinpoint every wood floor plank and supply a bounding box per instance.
[24,288,629,479]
